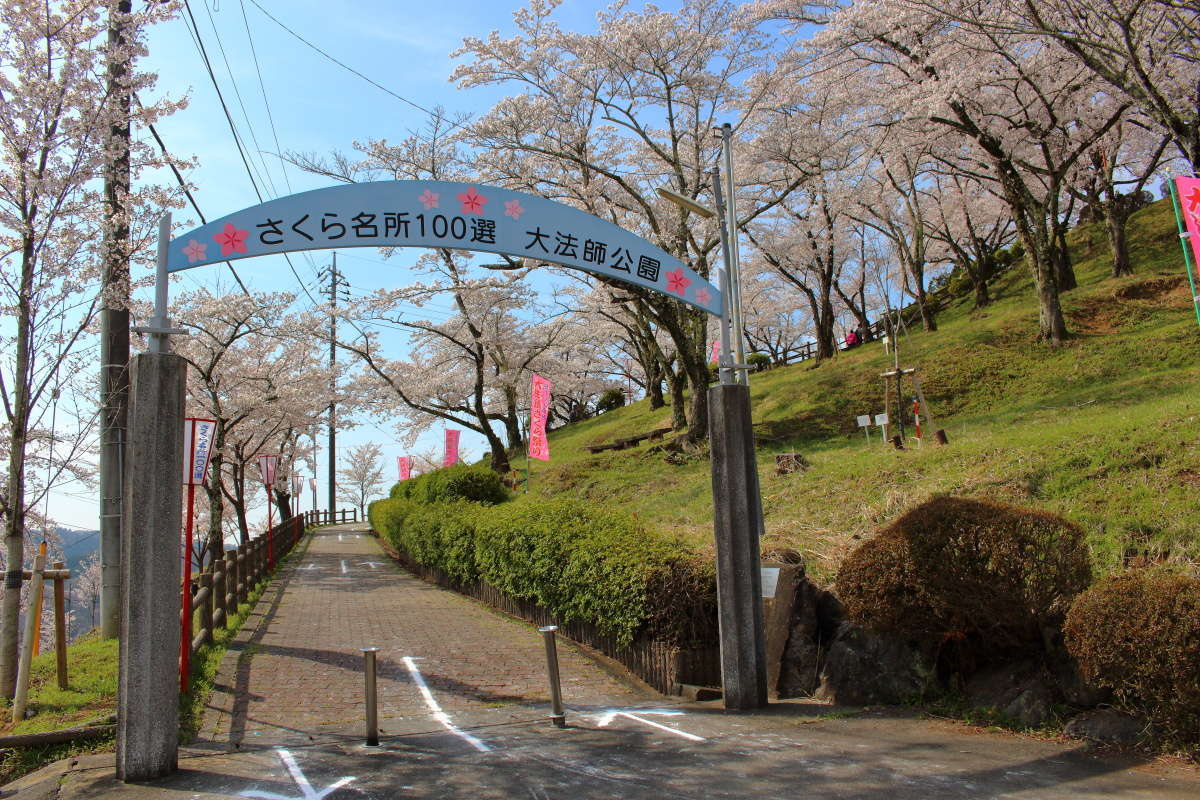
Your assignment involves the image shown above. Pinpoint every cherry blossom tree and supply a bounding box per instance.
[336,443,386,519]
[0,0,182,696]
[453,0,803,440]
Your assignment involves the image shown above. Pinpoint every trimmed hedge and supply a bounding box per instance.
[1064,570,1200,742]
[369,475,715,646]
[836,496,1091,666]
[389,463,510,505]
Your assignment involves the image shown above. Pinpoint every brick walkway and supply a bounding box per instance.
[197,523,643,750]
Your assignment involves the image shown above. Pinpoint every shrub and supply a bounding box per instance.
[836,496,1091,666]
[595,388,625,413]
[747,352,771,372]
[1064,570,1200,742]
[472,496,702,644]
[390,463,510,505]
[397,500,482,584]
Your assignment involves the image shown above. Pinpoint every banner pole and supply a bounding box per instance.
[1168,179,1200,328]
[180,481,195,694]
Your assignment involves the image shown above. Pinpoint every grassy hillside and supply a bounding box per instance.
[532,199,1200,582]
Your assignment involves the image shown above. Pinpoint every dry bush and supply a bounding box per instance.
[1064,570,1200,743]
[837,496,1091,667]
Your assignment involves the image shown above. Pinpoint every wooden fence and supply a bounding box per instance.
[180,515,305,689]
[302,508,359,526]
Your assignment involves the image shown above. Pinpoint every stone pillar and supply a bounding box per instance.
[708,383,768,710]
[117,353,185,781]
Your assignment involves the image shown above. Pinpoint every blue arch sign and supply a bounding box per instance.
[167,180,722,316]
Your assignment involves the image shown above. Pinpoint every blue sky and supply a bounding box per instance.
[51,1,670,530]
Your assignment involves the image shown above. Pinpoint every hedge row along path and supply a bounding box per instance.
[8,523,1200,798]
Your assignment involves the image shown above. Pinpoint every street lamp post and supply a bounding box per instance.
[656,176,768,710]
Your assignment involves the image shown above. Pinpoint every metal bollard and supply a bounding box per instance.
[539,626,566,728]
[362,648,379,746]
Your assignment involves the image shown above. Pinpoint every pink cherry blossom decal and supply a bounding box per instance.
[694,288,712,306]
[182,239,208,263]
[418,189,439,210]
[665,268,691,296]
[504,199,525,220]
[457,186,488,215]
[213,223,249,257]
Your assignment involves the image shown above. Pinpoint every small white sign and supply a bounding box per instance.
[856,415,871,427]
[761,567,780,599]
[874,413,889,426]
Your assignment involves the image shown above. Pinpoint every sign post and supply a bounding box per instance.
[874,412,890,442]
[256,455,279,567]
[180,418,216,694]
[856,414,872,444]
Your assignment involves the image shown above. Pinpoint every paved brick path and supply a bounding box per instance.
[197,523,643,750]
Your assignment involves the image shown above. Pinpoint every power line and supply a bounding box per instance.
[244,0,470,133]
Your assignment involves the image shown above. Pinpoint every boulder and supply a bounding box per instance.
[964,660,1055,728]
[814,621,931,705]
[1063,709,1147,744]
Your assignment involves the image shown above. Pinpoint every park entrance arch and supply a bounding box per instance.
[117,181,763,782]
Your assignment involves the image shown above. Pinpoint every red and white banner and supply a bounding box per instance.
[1176,176,1200,279]
[528,374,552,462]
[443,430,460,467]
[182,418,218,486]
[256,454,279,487]
[398,456,412,481]
[709,340,720,363]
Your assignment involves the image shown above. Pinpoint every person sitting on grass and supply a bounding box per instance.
[845,330,859,348]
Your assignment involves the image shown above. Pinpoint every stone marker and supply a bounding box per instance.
[708,383,768,710]
[117,353,185,781]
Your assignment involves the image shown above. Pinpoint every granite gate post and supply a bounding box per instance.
[708,382,768,709]
[117,352,185,781]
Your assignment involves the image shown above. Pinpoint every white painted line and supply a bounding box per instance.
[340,560,347,574]
[402,655,491,752]
[595,709,705,742]
[338,534,344,542]
[358,561,383,569]
[240,747,355,800]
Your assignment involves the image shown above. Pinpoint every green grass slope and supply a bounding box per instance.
[532,199,1200,582]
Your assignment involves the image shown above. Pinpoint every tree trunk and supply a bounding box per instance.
[1105,202,1133,278]
[1,237,36,698]
[1052,227,1077,291]
[667,368,687,430]
[914,282,938,332]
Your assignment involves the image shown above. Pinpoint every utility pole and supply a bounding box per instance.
[318,255,348,514]
[99,0,133,640]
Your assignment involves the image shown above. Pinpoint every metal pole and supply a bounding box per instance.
[328,254,338,514]
[362,648,379,746]
[709,169,735,386]
[720,123,748,385]
[538,626,566,728]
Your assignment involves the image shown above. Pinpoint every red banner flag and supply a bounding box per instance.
[1176,176,1200,280]
[709,340,720,363]
[528,374,552,462]
[398,456,412,481]
[443,430,460,467]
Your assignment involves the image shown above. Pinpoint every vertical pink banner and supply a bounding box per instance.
[1176,176,1200,278]
[398,456,412,480]
[443,430,460,467]
[709,340,720,363]
[528,374,552,462]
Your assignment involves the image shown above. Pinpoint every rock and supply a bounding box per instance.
[1064,709,1147,744]
[815,622,931,705]
[965,660,1055,728]
[778,579,823,697]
